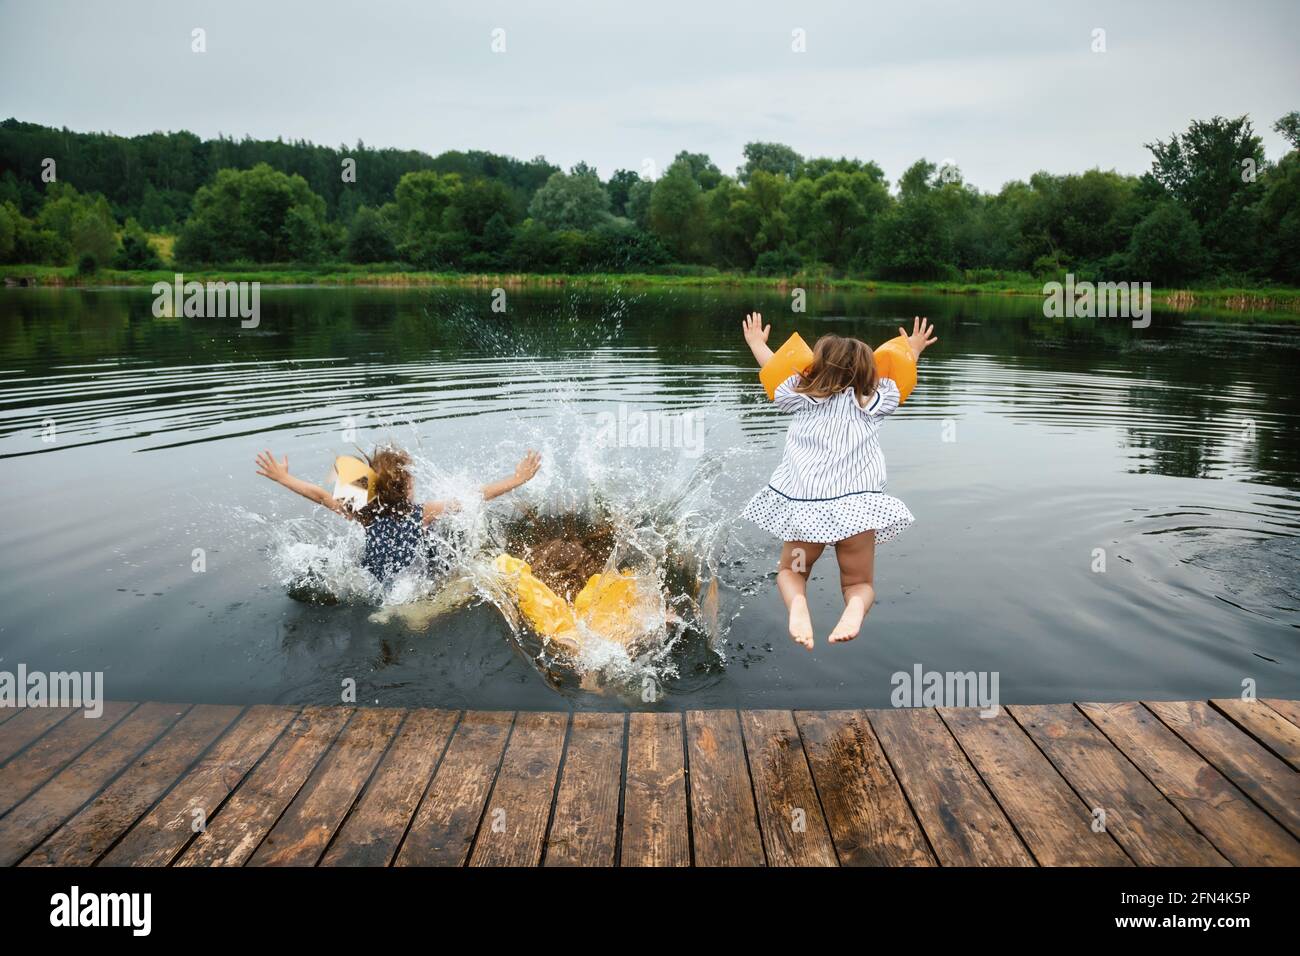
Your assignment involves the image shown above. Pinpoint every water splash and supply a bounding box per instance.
[259,345,755,696]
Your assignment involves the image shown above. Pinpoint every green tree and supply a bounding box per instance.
[391,170,461,266]
[785,170,888,268]
[1145,115,1265,273]
[672,151,723,190]
[607,169,641,217]
[625,179,653,229]
[801,157,886,182]
[590,219,670,270]
[447,177,517,237]
[345,206,397,263]
[476,212,515,267]
[700,178,753,267]
[1125,202,1204,285]
[508,218,558,271]
[283,205,323,261]
[175,163,326,264]
[0,201,16,261]
[648,159,705,260]
[1273,111,1300,150]
[526,167,611,231]
[870,164,954,280]
[113,219,163,269]
[35,183,119,265]
[0,200,66,264]
[739,142,803,183]
[1257,152,1300,283]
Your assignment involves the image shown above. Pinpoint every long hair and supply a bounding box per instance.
[794,334,877,402]
[356,446,415,524]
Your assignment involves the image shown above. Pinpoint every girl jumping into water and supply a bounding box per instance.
[740,313,937,649]
[255,446,541,582]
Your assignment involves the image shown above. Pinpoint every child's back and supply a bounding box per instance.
[739,314,936,649]
[358,505,427,582]
[767,373,900,501]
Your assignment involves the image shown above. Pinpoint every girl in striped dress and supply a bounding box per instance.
[740,313,937,650]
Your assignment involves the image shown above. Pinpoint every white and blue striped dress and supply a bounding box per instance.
[742,373,914,545]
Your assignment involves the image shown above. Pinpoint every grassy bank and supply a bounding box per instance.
[5,263,1300,316]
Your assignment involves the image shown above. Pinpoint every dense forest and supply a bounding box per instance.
[1,113,1297,285]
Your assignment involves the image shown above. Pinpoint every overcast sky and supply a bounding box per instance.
[1,0,1296,191]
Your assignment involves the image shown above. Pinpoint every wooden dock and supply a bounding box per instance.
[1,699,1297,867]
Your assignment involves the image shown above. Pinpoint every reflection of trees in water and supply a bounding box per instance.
[1111,321,1300,483]
[4,285,1298,484]
[0,288,133,363]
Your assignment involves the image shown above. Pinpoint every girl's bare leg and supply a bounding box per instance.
[777,541,824,651]
[829,530,876,643]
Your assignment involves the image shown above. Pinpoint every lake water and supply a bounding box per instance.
[2,285,1297,711]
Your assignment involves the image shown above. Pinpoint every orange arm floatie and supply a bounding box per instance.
[871,335,917,403]
[760,333,917,403]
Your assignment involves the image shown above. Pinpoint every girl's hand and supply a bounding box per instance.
[743,312,776,368]
[255,449,291,484]
[480,450,542,502]
[514,450,541,485]
[898,316,938,361]
[742,312,770,348]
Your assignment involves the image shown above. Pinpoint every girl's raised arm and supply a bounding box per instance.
[255,450,353,519]
[481,450,541,501]
[742,312,775,368]
[423,450,541,525]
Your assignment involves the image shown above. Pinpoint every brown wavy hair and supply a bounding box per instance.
[795,334,877,402]
[356,446,415,524]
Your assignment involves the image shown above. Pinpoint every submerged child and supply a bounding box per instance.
[255,446,541,582]
[740,312,937,649]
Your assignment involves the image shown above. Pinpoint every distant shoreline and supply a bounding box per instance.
[4,264,1298,317]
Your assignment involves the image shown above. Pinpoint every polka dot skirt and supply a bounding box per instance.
[741,486,914,545]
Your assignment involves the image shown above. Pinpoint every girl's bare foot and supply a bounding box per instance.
[788,595,814,650]
[828,594,870,643]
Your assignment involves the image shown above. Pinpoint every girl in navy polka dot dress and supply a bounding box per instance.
[740,313,937,650]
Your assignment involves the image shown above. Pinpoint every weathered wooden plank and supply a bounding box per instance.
[740,710,837,867]
[795,710,934,867]
[395,711,512,867]
[1211,698,1300,771]
[248,707,405,866]
[469,711,568,867]
[1146,700,1300,839]
[1080,702,1300,866]
[14,698,1287,870]
[0,701,135,816]
[545,712,625,867]
[100,705,297,867]
[20,704,241,867]
[939,707,1131,866]
[175,706,352,867]
[1009,704,1228,866]
[685,710,764,866]
[321,709,459,867]
[621,712,689,867]
[0,702,185,866]
[1264,698,1300,728]
[0,707,75,763]
[869,707,1033,866]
